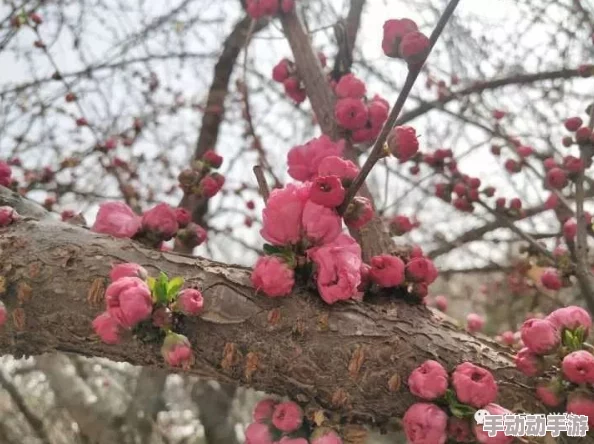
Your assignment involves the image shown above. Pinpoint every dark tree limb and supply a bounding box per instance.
[0,206,543,428]
[280,7,395,261]
[192,381,239,444]
[178,15,268,243]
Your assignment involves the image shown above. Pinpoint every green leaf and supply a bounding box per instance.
[574,326,586,345]
[153,272,170,304]
[147,276,156,292]
[563,329,575,347]
[263,244,284,255]
[449,403,476,419]
[167,277,185,301]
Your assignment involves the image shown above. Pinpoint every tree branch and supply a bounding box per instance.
[280,6,395,261]
[178,15,268,241]
[0,202,543,426]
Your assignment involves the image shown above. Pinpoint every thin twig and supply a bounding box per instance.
[338,0,461,215]
[573,103,594,313]
[476,200,555,261]
[253,165,270,202]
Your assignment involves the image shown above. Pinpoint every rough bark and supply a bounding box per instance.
[0,214,543,428]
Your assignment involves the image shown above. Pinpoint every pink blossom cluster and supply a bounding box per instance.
[382,19,430,65]
[178,149,225,200]
[272,53,326,104]
[246,0,295,20]
[365,246,438,299]
[245,398,342,444]
[333,74,389,143]
[250,179,366,304]
[92,263,204,368]
[91,201,206,250]
[252,138,439,303]
[404,359,510,444]
[513,306,594,426]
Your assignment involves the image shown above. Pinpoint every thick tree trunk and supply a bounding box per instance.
[0,214,542,428]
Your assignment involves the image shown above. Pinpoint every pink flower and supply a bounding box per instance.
[311,429,343,444]
[562,350,594,384]
[447,418,472,443]
[514,347,543,377]
[310,176,345,208]
[175,207,191,227]
[335,98,368,130]
[161,333,193,368]
[544,193,559,210]
[245,422,274,444]
[388,126,419,162]
[563,218,577,240]
[535,382,563,407]
[176,289,204,316]
[382,19,419,58]
[253,398,277,423]
[0,206,18,227]
[92,312,121,344]
[500,331,514,346]
[389,215,415,236]
[308,234,362,304]
[302,201,342,245]
[399,31,430,65]
[271,401,303,433]
[402,402,447,444]
[0,161,12,187]
[92,201,141,238]
[434,295,447,312]
[369,254,405,287]
[200,173,225,198]
[546,167,568,189]
[547,306,592,335]
[335,73,366,99]
[272,59,291,83]
[110,263,148,282]
[343,196,374,229]
[408,360,448,400]
[287,136,345,182]
[261,183,310,245]
[251,256,295,297]
[317,156,359,183]
[405,257,438,283]
[451,362,498,408]
[466,313,485,333]
[142,203,179,241]
[567,392,594,427]
[520,318,559,355]
[368,99,389,127]
[203,150,223,168]
[540,268,562,290]
[105,277,153,328]
[473,404,513,444]
[152,307,172,329]
[245,0,278,19]
[176,222,208,249]
[284,77,306,103]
